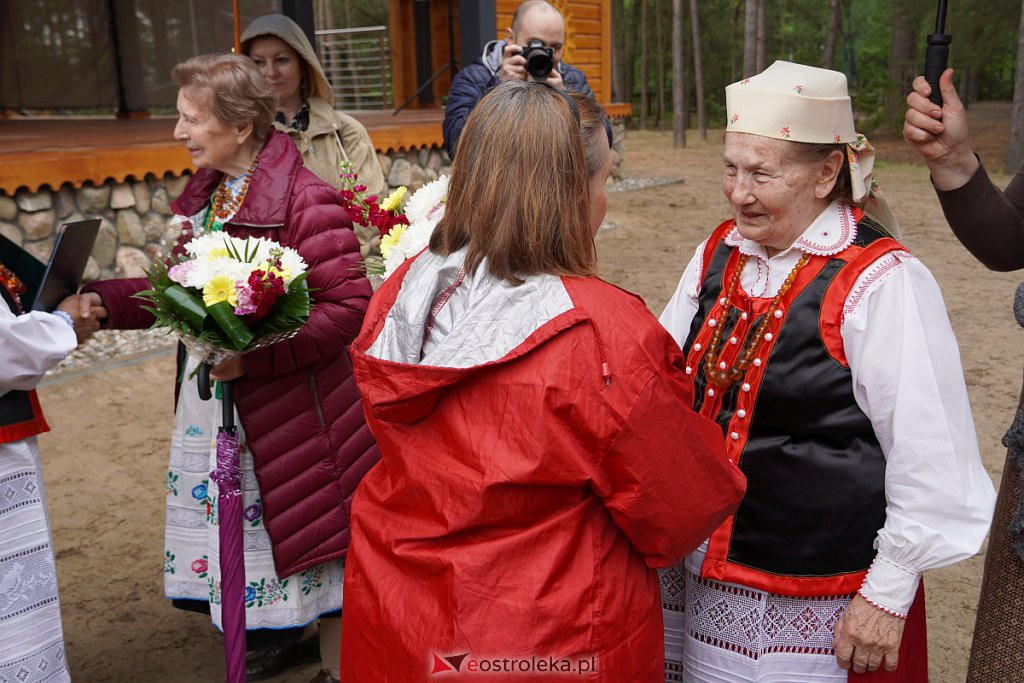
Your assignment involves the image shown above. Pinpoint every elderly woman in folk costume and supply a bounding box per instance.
[659,61,995,681]
[0,267,104,681]
[69,54,374,683]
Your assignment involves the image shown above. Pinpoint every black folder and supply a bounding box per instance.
[0,219,101,312]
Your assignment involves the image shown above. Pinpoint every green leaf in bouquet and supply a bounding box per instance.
[222,236,243,262]
[162,285,209,331]
[207,300,255,351]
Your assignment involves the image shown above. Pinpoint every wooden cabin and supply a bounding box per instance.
[387,0,630,141]
[0,0,629,279]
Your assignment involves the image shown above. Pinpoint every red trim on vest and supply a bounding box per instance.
[0,390,50,444]
[703,556,868,598]
[699,220,739,284]
[820,237,905,368]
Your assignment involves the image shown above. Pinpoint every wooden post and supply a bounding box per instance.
[233,0,241,52]
[461,0,496,70]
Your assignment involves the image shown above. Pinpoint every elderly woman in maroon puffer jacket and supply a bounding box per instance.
[65,54,375,683]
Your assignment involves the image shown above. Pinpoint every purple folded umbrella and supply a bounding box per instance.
[210,379,246,683]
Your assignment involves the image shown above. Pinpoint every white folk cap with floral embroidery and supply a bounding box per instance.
[726,60,899,235]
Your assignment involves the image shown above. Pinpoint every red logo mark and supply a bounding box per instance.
[431,653,470,675]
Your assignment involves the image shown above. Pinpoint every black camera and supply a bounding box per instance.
[521,39,554,80]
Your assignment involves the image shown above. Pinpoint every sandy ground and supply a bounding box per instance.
[34,102,1019,682]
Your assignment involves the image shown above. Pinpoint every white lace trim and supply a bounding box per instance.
[722,201,858,259]
[668,568,853,661]
[793,201,857,256]
[842,250,915,321]
[688,237,711,298]
[0,639,68,683]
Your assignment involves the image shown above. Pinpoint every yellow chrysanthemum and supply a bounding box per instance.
[380,225,408,259]
[380,186,407,213]
[260,260,291,283]
[203,274,238,308]
[269,265,291,282]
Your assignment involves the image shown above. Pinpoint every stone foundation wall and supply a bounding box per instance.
[2,129,628,280]
[379,147,451,192]
[0,175,189,282]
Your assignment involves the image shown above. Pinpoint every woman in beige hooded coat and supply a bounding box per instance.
[243,14,386,276]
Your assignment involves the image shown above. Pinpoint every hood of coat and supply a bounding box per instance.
[170,128,303,227]
[241,14,335,107]
[351,248,591,424]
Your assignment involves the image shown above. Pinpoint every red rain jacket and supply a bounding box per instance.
[84,129,377,577]
[341,256,745,681]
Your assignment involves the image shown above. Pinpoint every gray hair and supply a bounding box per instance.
[171,54,276,144]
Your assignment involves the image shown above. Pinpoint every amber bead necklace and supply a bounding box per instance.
[204,158,258,233]
[703,252,811,389]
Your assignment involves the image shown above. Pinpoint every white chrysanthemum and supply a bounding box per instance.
[382,176,448,279]
[403,175,449,226]
[382,247,406,278]
[179,234,306,288]
[276,246,308,285]
[399,217,437,257]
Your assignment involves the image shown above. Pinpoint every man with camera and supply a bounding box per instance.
[442,0,595,159]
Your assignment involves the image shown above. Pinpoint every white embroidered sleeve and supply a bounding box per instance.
[841,254,996,616]
[659,240,707,348]
[0,299,77,392]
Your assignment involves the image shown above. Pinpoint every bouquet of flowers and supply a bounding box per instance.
[379,174,449,279]
[338,161,409,275]
[135,233,311,363]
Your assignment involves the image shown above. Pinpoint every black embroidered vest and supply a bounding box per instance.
[683,214,903,597]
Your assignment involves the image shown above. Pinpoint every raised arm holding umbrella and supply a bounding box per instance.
[905,3,1024,677]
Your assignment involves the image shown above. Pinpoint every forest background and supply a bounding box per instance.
[320,0,1024,169]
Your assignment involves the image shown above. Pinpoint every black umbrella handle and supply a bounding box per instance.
[197,363,213,401]
[925,33,952,106]
[221,380,234,430]
[196,363,235,428]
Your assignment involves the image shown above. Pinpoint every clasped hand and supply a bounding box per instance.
[57,292,107,345]
[832,594,906,674]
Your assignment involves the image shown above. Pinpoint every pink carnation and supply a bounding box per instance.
[233,282,257,316]
[167,261,193,284]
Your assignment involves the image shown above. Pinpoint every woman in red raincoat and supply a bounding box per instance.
[341,82,746,681]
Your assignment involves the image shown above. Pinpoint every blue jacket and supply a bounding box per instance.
[443,40,596,159]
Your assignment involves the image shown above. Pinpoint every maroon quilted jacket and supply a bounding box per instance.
[83,129,379,577]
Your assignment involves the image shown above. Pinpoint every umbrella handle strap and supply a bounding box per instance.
[197,363,213,401]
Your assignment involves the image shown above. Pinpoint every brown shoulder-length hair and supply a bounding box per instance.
[172,54,276,144]
[430,81,595,284]
[571,92,611,178]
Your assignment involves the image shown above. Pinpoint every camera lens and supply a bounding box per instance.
[522,40,554,80]
[526,51,554,80]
